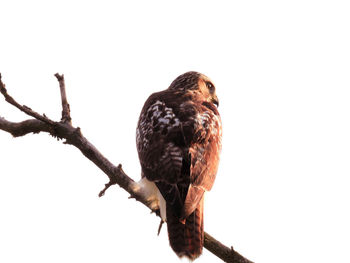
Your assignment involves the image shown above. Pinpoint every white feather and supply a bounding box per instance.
[134,177,167,221]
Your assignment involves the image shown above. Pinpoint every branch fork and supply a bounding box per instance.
[0,73,253,263]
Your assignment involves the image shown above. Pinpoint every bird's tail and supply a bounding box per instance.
[166,197,204,261]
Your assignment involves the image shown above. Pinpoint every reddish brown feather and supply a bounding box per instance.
[167,197,204,260]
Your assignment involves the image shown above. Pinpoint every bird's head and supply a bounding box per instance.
[168,71,219,107]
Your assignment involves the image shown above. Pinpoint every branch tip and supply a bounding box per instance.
[54,73,64,81]
[98,185,108,197]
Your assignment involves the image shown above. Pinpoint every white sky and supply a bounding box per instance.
[1,1,350,262]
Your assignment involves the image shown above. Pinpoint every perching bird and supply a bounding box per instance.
[136,71,222,260]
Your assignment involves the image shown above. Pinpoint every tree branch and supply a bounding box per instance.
[204,233,253,263]
[54,73,71,124]
[0,74,54,125]
[0,73,253,263]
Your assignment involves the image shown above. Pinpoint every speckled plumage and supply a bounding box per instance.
[136,71,222,260]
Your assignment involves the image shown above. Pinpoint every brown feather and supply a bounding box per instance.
[181,185,204,219]
[136,71,221,260]
[167,197,204,260]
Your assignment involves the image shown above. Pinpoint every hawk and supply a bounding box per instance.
[136,71,222,260]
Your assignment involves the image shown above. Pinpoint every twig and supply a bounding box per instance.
[0,73,54,126]
[98,164,123,197]
[54,73,71,124]
[0,73,254,263]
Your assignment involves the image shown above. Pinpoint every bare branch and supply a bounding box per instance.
[0,73,254,263]
[204,233,254,263]
[54,73,71,124]
[0,73,54,125]
[0,117,51,137]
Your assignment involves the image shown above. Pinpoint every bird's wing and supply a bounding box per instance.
[182,102,222,218]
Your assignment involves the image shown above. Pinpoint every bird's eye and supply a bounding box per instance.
[206,82,215,93]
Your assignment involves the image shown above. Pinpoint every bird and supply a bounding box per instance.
[135,71,222,260]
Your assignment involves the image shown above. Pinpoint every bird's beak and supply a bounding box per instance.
[212,95,219,107]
